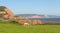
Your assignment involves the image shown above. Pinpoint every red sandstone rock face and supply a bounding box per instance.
[4,8,15,19]
[17,20,30,25]
[29,16,40,18]
[32,20,41,25]
[3,15,9,18]
[16,19,41,25]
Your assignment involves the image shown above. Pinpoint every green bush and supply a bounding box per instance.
[0,6,6,11]
[0,20,18,24]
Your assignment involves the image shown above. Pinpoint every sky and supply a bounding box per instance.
[0,0,60,16]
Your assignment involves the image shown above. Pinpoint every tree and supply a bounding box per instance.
[0,6,6,18]
[0,6,6,11]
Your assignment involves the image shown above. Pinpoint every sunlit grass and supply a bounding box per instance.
[0,23,60,33]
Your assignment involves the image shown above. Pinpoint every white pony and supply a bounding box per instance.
[24,23,29,26]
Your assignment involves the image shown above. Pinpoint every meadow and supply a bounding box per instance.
[0,23,60,33]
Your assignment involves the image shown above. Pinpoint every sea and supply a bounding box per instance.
[29,18,60,24]
[29,18,60,21]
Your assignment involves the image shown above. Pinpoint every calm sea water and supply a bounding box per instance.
[29,18,60,21]
[29,18,60,24]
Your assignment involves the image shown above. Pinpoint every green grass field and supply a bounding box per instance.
[0,23,60,33]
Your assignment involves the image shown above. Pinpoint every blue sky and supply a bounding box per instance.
[0,0,60,16]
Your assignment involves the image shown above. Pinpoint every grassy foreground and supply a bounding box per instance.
[0,23,60,33]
